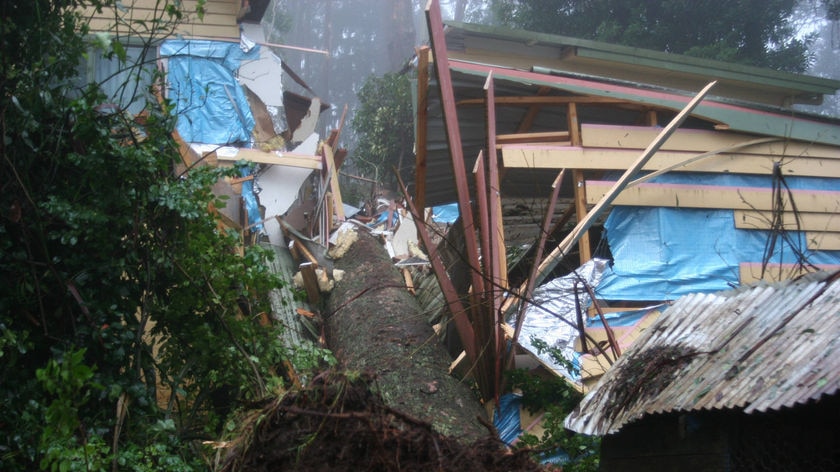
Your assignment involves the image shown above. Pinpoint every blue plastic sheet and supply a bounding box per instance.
[596,173,840,301]
[431,203,459,224]
[493,393,524,445]
[160,40,258,144]
[238,165,262,232]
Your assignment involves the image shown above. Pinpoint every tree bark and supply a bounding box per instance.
[325,228,489,443]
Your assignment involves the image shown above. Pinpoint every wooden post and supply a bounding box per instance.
[414,45,430,215]
[568,102,592,264]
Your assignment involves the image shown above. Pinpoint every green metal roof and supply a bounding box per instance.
[444,21,840,107]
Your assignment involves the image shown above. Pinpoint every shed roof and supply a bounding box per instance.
[564,271,840,436]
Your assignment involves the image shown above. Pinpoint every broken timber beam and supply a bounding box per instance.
[216,149,322,169]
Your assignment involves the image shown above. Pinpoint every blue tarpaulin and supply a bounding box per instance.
[431,203,459,224]
[596,173,840,301]
[238,164,262,232]
[160,40,258,144]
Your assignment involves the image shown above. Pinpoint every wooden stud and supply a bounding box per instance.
[323,144,345,221]
[414,45,430,215]
[402,268,416,295]
[568,102,592,264]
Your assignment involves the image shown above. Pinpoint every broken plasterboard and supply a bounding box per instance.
[238,46,285,107]
[259,133,319,245]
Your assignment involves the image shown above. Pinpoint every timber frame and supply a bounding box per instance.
[415,0,840,394]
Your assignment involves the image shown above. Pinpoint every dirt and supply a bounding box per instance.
[218,371,546,471]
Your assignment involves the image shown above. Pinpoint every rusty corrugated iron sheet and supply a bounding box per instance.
[565,270,840,436]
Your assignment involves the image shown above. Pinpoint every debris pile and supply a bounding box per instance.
[218,371,547,472]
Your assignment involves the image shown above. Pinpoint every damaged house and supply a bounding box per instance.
[81,0,354,377]
[413,0,840,442]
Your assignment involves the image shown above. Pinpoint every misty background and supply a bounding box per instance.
[259,0,840,155]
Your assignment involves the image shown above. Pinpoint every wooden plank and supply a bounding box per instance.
[414,45,430,213]
[402,268,416,295]
[734,210,840,232]
[739,262,840,284]
[216,149,321,169]
[496,131,570,144]
[581,124,840,159]
[501,145,840,179]
[805,231,840,250]
[427,0,488,372]
[292,240,319,267]
[458,95,626,106]
[568,102,591,264]
[299,262,321,304]
[323,144,345,221]
[484,74,508,297]
[585,180,840,213]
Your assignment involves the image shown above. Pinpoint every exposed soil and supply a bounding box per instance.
[218,371,546,471]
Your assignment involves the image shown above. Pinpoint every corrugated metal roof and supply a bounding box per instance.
[565,270,840,436]
[444,22,840,105]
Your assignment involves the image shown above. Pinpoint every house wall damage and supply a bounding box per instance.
[81,0,367,390]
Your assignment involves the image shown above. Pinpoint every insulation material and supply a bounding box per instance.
[513,259,608,382]
[161,40,258,144]
[596,173,840,301]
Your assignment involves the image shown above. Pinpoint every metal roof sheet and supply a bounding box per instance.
[444,22,840,104]
[564,270,840,436]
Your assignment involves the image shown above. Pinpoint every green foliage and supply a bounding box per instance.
[506,340,599,471]
[351,72,414,189]
[491,0,813,72]
[0,1,305,469]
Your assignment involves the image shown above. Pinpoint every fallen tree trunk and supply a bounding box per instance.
[325,227,489,443]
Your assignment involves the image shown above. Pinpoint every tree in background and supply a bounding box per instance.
[351,72,415,189]
[0,1,319,469]
[266,0,417,149]
[491,0,813,72]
